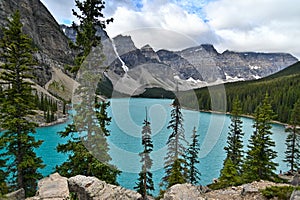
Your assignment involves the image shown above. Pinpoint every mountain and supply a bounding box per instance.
[0,0,74,86]
[0,0,298,99]
[70,32,297,96]
[179,61,300,123]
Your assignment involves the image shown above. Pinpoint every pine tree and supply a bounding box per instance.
[71,0,113,73]
[242,93,278,182]
[0,11,44,196]
[134,108,154,199]
[95,98,111,136]
[219,158,241,186]
[284,99,300,173]
[224,98,244,168]
[56,124,120,184]
[56,0,119,184]
[185,127,201,185]
[218,98,244,187]
[0,138,8,195]
[162,97,188,189]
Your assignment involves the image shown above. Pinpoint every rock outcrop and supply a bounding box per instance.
[2,188,25,200]
[4,174,298,200]
[0,0,75,87]
[162,180,290,200]
[24,173,142,200]
[0,0,73,66]
[291,190,300,200]
[162,184,207,200]
[27,173,69,200]
[68,175,142,200]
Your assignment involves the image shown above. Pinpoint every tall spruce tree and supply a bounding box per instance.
[56,0,119,184]
[224,98,244,168]
[134,108,154,199]
[71,0,113,73]
[242,93,278,182]
[0,11,44,196]
[95,97,111,137]
[56,124,119,184]
[185,127,201,185]
[218,98,244,187]
[284,99,300,173]
[162,97,188,189]
[0,139,8,195]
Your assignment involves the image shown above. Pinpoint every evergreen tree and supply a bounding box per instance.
[0,138,8,195]
[162,97,188,189]
[242,93,278,182]
[218,98,244,187]
[284,99,300,173]
[219,158,241,186]
[134,108,154,199]
[0,11,44,196]
[71,0,113,73]
[95,98,111,136]
[185,127,201,185]
[56,0,119,185]
[224,98,244,168]
[56,124,120,184]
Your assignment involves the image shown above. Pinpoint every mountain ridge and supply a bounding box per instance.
[107,34,297,95]
[179,61,300,123]
[0,0,298,99]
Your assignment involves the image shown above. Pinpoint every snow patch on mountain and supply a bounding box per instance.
[111,38,129,73]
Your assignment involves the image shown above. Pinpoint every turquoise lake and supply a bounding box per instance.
[34,98,288,195]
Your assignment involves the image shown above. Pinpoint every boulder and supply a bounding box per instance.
[291,174,300,186]
[162,183,206,200]
[68,175,142,200]
[28,173,69,200]
[241,184,259,196]
[290,190,300,200]
[2,188,25,200]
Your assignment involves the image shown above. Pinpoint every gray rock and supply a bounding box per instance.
[290,190,300,200]
[162,183,206,200]
[113,35,138,56]
[30,173,69,200]
[68,175,142,200]
[0,0,74,86]
[2,188,25,200]
[241,184,259,196]
[292,174,300,186]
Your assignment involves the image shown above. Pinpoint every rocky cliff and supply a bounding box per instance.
[99,34,298,95]
[1,0,298,96]
[4,173,299,200]
[0,0,74,86]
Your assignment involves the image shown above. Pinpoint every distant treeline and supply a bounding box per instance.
[179,62,300,123]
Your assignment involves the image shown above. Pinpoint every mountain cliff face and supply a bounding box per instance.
[0,0,298,95]
[0,0,74,86]
[94,34,297,95]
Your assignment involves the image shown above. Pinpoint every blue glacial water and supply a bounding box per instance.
[32,98,288,195]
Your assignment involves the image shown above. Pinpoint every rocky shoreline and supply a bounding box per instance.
[3,173,300,200]
[38,116,69,127]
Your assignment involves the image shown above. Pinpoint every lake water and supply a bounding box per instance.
[34,98,288,195]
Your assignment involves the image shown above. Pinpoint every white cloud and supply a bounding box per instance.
[40,0,77,24]
[205,0,300,58]
[40,0,300,58]
[105,0,218,50]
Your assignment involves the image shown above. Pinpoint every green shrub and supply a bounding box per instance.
[261,186,300,200]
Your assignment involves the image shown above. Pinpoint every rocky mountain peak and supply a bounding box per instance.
[179,44,219,58]
[141,44,161,62]
[113,34,137,56]
[0,0,75,86]
[0,0,73,65]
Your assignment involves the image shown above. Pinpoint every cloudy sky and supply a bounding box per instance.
[40,0,300,58]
